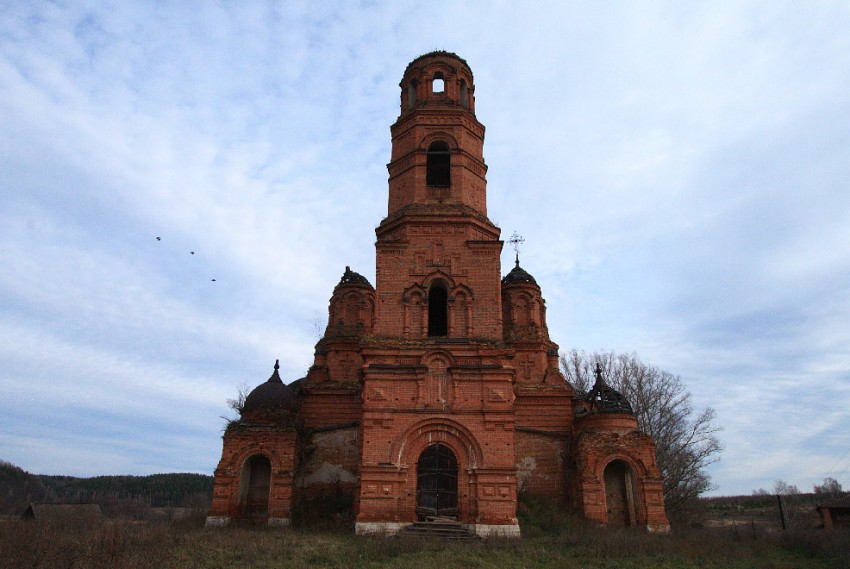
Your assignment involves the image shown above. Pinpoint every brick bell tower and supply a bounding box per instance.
[355,51,521,537]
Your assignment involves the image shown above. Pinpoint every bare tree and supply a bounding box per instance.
[560,349,723,513]
[221,381,251,427]
[813,477,843,497]
[773,479,802,528]
[774,480,800,496]
[311,309,325,340]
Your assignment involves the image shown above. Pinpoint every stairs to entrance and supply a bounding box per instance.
[399,518,480,541]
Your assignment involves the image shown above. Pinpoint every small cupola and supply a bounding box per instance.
[501,258,539,287]
[325,266,376,338]
[501,257,548,342]
[583,363,634,415]
[336,265,374,289]
[241,360,299,419]
[400,51,475,115]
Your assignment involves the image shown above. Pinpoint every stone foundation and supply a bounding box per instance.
[466,523,521,538]
[355,522,411,536]
[204,516,230,527]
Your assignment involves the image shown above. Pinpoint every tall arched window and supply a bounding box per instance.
[459,80,468,108]
[426,141,451,187]
[428,282,448,337]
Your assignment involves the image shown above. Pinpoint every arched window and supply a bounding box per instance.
[426,141,451,187]
[459,80,468,108]
[432,72,445,93]
[428,281,448,337]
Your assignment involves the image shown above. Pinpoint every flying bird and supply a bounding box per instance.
[190,251,195,255]
[211,279,216,282]
[156,237,161,241]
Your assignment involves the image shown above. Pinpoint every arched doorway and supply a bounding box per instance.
[416,444,458,519]
[603,460,635,526]
[239,454,271,519]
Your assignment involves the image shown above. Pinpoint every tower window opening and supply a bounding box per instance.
[428,282,448,337]
[426,141,451,187]
[432,72,445,93]
[460,80,468,108]
[408,80,417,109]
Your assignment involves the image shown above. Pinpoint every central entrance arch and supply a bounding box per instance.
[416,444,458,519]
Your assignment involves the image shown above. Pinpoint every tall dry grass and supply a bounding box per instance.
[1,509,846,569]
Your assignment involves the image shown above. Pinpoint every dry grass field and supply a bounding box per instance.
[1,505,847,569]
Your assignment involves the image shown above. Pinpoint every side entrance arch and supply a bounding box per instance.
[239,454,271,519]
[416,444,458,519]
[603,460,636,526]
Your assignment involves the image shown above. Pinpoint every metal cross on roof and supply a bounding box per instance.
[508,231,525,265]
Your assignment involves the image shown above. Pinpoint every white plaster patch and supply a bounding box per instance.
[516,456,537,489]
[302,461,357,486]
[204,516,230,527]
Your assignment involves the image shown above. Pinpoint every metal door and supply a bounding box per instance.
[416,444,458,519]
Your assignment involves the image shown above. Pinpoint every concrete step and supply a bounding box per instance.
[399,520,480,541]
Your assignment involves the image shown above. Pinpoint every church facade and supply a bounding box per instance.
[206,52,669,536]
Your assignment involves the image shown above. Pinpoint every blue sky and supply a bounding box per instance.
[1,1,848,496]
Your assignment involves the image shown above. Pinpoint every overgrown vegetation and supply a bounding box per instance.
[3,462,847,568]
[1,500,847,569]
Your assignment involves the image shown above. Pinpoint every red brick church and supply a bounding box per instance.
[206,51,669,536]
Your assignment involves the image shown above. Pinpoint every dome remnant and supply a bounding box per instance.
[242,360,299,414]
[584,363,634,414]
[337,266,373,288]
[501,259,538,286]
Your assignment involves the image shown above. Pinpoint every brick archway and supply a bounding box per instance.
[239,454,271,519]
[594,454,646,527]
[603,460,634,526]
[416,443,459,519]
[389,418,484,524]
[390,417,483,468]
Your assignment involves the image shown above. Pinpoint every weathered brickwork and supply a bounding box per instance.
[206,51,669,534]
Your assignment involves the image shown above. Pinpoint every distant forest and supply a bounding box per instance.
[0,460,212,516]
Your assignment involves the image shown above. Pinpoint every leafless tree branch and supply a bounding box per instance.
[561,349,723,513]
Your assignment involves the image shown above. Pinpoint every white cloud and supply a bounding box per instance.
[1,1,849,497]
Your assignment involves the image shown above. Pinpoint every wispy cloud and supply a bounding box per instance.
[1,1,848,494]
